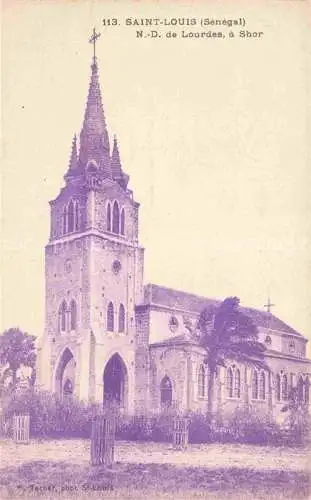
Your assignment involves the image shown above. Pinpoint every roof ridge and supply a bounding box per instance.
[143,283,304,339]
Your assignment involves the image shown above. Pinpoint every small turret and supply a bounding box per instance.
[111,135,129,190]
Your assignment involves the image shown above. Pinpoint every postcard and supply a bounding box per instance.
[1,1,310,499]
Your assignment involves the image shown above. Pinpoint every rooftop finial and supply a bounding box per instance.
[89,27,101,64]
[264,296,275,314]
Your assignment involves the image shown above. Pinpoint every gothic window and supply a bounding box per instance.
[259,371,266,400]
[107,302,114,332]
[112,201,120,234]
[74,201,80,231]
[68,200,74,233]
[118,304,125,333]
[281,374,288,401]
[276,374,281,401]
[120,208,125,235]
[252,370,258,400]
[227,367,233,398]
[62,206,67,235]
[305,377,310,404]
[234,368,241,398]
[59,300,67,332]
[160,376,172,407]
[107,203,111,232]
[297,375,304,402]
[69,299,77,331]
[198,365,205,398]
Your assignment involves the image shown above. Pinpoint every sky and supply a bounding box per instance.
[1,0,310,352]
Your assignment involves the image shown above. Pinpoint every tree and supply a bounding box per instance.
[198,297,267,414]
[0,328,36,391]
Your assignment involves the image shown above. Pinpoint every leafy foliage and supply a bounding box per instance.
[198,297,266,370]
[0,328,36,390]
[198,297,267,413]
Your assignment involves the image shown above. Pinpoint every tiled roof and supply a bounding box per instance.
[265,349,311,363]
[143,283,304,338]
[150,333,201,348]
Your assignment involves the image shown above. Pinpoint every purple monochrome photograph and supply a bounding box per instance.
[0,1,310,499]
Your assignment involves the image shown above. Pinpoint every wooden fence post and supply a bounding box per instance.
[172,416,189,449]
[91,415,115,466]
[13,414,30,444]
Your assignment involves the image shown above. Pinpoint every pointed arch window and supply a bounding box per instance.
[198,365,205,398]
[304,377,310,404]
[118,304,125,333]
[74,201,80,231]
[69,299,77,331]
[234,368,241,398]
[281,374,288,401]
[297,375,304,402]
[59,300,67,332]
[252,370,258,400]
[160,376,172,407]
[276,374,281,401]
[68,200,74,233]
[62,206,67,235]
[107,302,114,332]
[112,201,120,234]
[227,367,233,398]
[107,203,111,232]
[259,371,265,400]
[120,208,125,235]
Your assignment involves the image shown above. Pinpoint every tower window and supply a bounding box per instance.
[112,201,120,234]
[62,206,67,235]
[118,304,125,333]
[120,208,125,235]
[59,300,67,332]
[74,201,80,231]
[107,302,114,332]
[69,299,77,331]
[107,203,111,232]
[67,200,74,233]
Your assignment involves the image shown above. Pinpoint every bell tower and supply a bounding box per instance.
[38,31,144,412]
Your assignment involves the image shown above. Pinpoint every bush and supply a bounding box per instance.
[1,389,94,438]
[116,411,175,442]
[1,389,309,446]
[188,411,212,444]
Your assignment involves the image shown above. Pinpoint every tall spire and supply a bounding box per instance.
[111,135,129,189]
[78,30,111,177]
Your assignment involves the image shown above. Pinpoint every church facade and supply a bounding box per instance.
[37,52,311,419]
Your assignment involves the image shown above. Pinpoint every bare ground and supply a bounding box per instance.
[0,439,309,499]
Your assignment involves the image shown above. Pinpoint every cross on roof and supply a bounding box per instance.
[89,28,101,60]
[264,297,275,314]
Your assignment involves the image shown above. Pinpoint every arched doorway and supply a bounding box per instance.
[160,376,172,408]
[55,348,75,399]
[103,354,128,409]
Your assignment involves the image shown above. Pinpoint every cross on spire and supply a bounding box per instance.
[264,297,275,314]
[89,28,101,61]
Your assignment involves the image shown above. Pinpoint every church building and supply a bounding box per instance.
[37,46,311,419]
